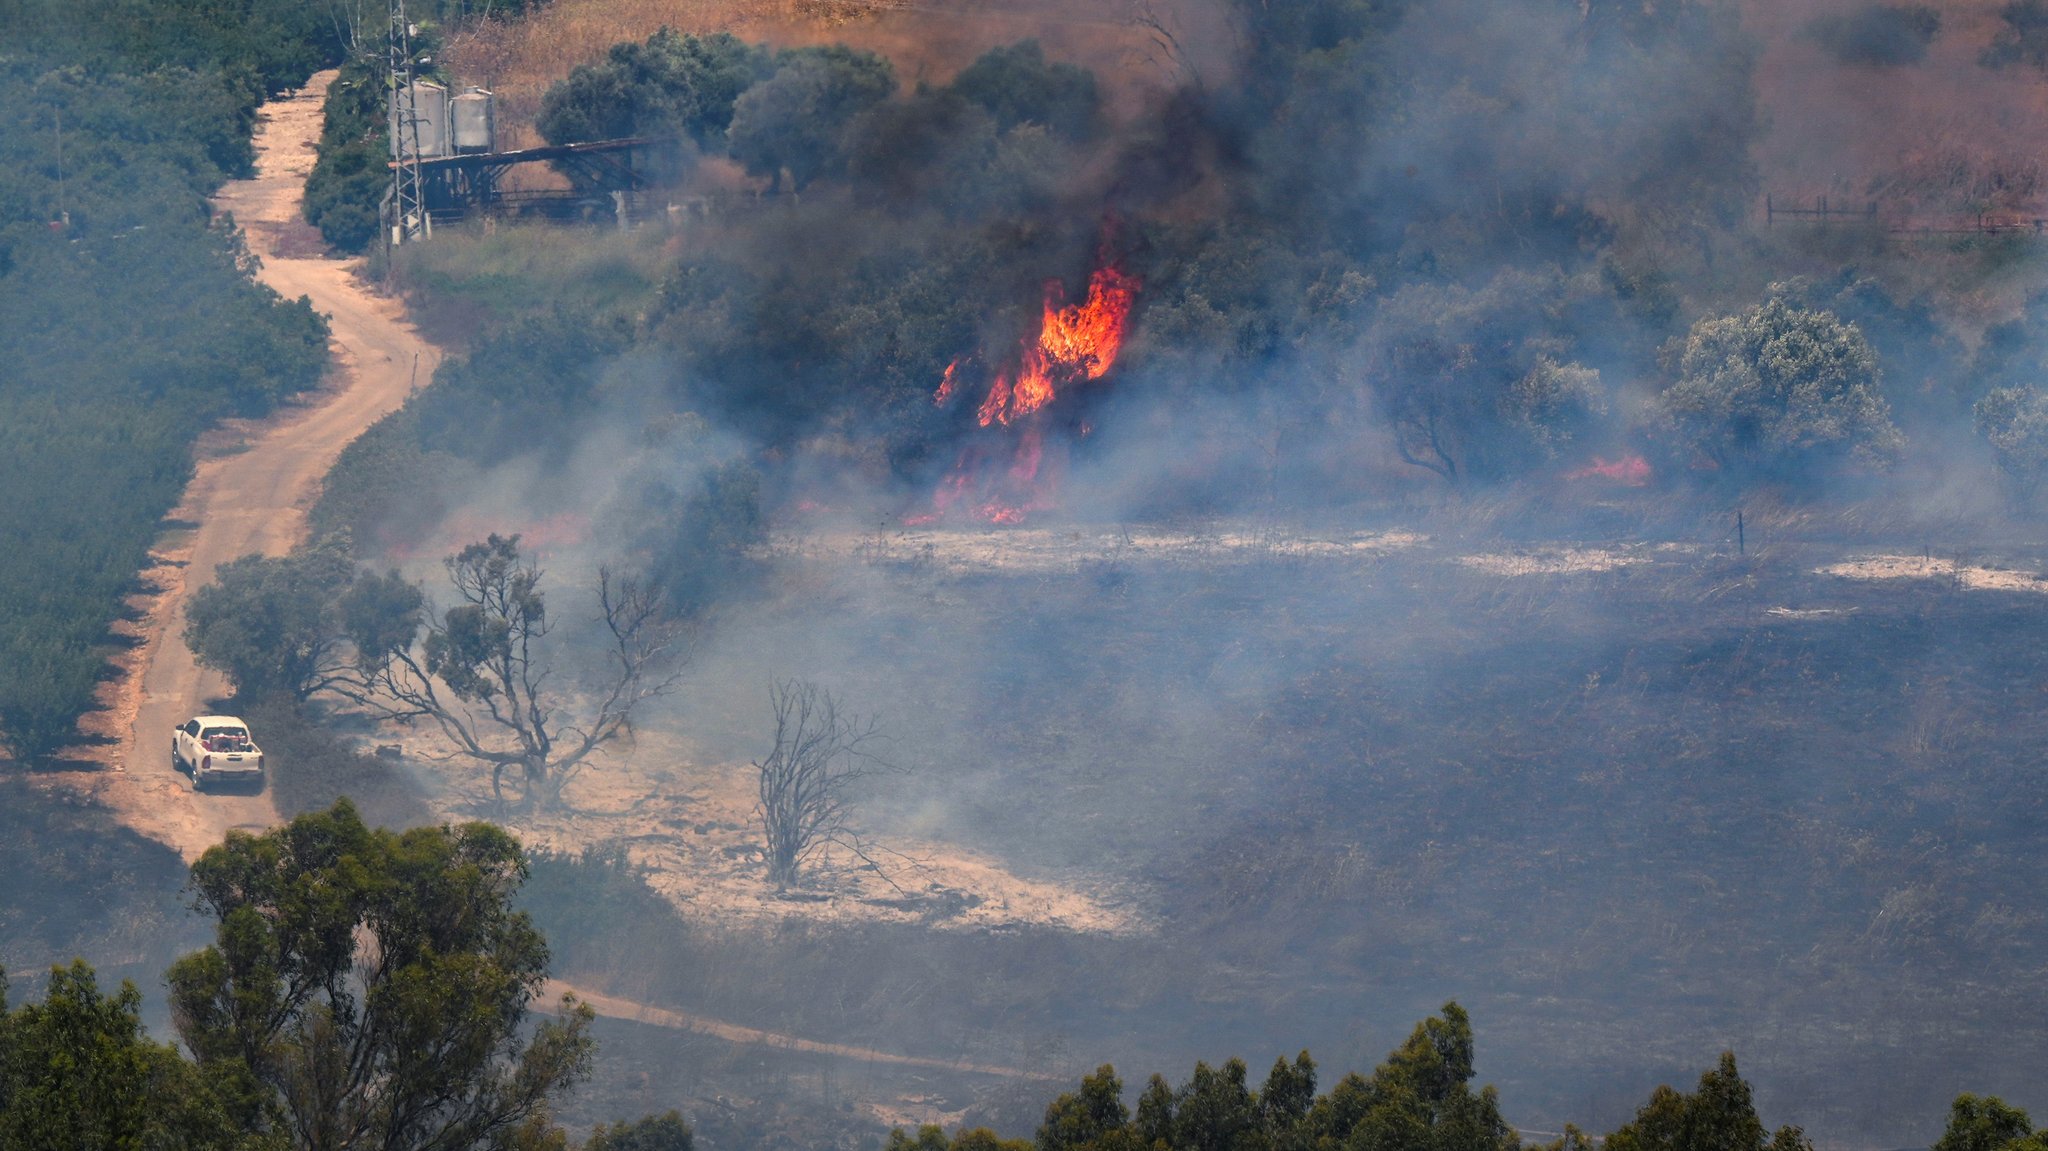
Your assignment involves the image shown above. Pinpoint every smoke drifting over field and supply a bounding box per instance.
[343,0,2048,1144]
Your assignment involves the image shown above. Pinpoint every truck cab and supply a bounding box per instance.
[171,715,265,792]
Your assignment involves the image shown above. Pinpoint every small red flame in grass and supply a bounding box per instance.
[1567,454,1652,486]
[922,248,1139,525]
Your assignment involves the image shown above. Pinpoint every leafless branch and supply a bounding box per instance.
[753,680,892,889]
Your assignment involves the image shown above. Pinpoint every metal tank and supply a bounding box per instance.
[389,79,450,159]
[451,87,494,154]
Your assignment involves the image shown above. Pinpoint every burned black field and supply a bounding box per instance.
[571,524,2048,1147]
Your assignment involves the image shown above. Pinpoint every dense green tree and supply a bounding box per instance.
[947,40,1099,139]
[1173,1059,1256,1151]
[1804,5,1942,66]
[185,539,357,701]
[1604,1053,1810,1151]
[1039,1065,1130,1151]
[1362,269,1610,482]
[1656,287,1903,478]
[302,55,391,253]
[846,90,999,212]
[1258,1052,1317,1140]
[727,46,896,193]
[537,29,770,151]
[1933,1095,2046,1151]
[0,961,247,1150]
[167,799,595,1149]
[1028,1005,1513,1151]
[0,46,329,765]
[1974,385,2048,501]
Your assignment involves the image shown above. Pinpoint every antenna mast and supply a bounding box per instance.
[389,0,429,244]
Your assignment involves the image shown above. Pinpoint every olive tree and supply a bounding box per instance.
[727,46,896,193]
[536,29,770,149]
[1975,385,2048,502]
[1657,286,1903,477]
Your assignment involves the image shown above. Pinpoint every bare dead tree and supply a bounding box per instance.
[334,534,684,811]
[753,680,888,890]
[1124,0,1205,91]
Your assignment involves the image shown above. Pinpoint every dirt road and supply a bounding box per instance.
[542,980,1054,1081]
[79,71,440,861]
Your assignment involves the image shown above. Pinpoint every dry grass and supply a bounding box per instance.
[1747,0,2048,219]
[445,0,1200,151]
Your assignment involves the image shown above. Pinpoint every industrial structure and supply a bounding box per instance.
[384,0,675,244]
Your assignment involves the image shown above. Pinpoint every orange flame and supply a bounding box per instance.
[964,264,1141,428]
[1566,454,1651,486]
[924,249,1139,525]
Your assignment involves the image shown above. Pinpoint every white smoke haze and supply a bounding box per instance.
[328,0,2048,1144]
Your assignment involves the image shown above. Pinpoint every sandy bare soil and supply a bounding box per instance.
[543,978,1053,1081]
[57,72,442,862]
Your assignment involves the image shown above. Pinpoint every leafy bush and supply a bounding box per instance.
[1656,286,1903,479]
[947,39,1099,140]
[536,29,770,150]
[0,22,332,763]
[303,56,392,253]
[727,45,896,192]
[1974,385,2048,501]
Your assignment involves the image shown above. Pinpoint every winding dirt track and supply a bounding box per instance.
[63,77,1034,1087]
[542,981,1052,1080]
[81,71,439,862]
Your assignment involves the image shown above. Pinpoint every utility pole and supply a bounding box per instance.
[389,0,429,245]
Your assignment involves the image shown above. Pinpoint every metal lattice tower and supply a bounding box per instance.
[389,0,429,244]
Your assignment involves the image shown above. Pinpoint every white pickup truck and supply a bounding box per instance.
[171,715,266,792]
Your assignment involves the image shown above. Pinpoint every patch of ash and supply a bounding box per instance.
[1820,555,2048,593]
[398,726,1150,937]
[785,525,1426,574]
[1456,545,1660,576]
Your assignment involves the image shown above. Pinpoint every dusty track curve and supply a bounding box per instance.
[64,78,1052,1088]
[79,71,440,861]
[542,980,1054,1081]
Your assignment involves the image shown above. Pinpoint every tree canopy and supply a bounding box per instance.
[727,45,896,193]
[167,799,595,1148]
[537,29,770,150]
[1657,287,1903,478]
[0,11,331,764]
[0,961,247,1150]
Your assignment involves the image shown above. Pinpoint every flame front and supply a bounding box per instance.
[1566,454,1651,486]
[974,265,1140,428]
[921,253,1139,524]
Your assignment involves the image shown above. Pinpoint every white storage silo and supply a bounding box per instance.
[451,87,494,154]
